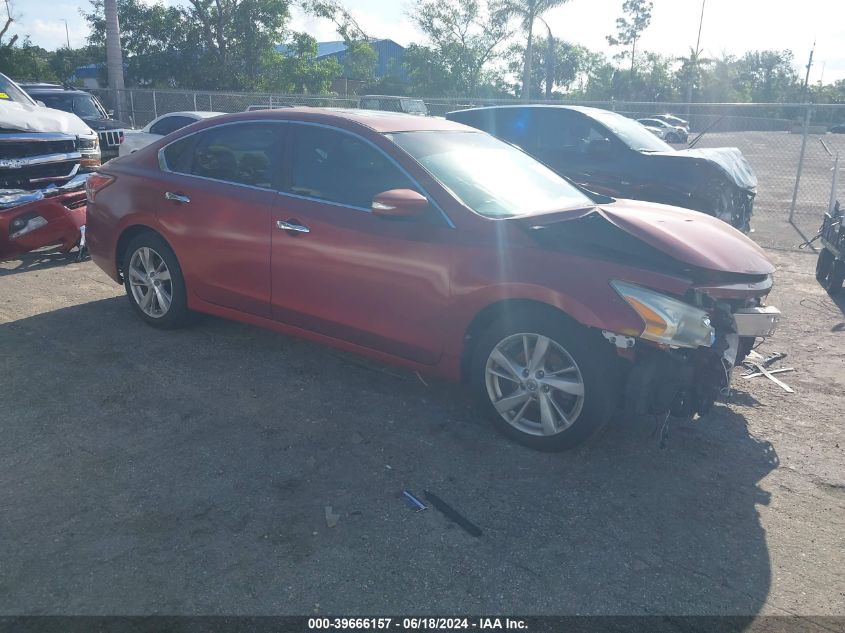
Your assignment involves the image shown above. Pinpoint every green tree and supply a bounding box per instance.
[408,0,510,97]
[507,35,592,97]
[86,0,291,90]
[85,0,194,87]
[675,46,712,104]
[500,0,570,101]
[733,50,800,103]
[606,0,652,74]
[0,38,55,81]
[266,32,341,93]
[342,40,377,83]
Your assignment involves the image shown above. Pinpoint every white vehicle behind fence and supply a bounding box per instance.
[120,111,225,157]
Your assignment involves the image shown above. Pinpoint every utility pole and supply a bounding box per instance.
[104,0,126,120]
[789,41,816,223]
[61,19,70,48]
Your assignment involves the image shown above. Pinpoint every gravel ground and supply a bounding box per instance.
[0,242,843,618]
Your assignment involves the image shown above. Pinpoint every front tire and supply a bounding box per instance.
[122,232,191,329]
[471,312,618,451]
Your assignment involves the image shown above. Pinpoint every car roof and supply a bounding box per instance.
[449,104,621,118]
[158,111,227,119]
[203,107,470,133]
[360,95,420,100]
[25,87,91,95]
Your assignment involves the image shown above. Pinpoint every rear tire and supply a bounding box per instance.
[122,232,192,329]
[470,312,618,451]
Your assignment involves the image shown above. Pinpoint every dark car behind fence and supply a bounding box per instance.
[91,88,844,250]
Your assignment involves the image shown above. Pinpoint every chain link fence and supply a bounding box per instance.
[91,88,845,249]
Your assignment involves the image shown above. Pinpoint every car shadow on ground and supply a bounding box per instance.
[0,297,777,618]
[0,248,83,277]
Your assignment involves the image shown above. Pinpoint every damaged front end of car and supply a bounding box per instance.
[523,199,780,422]
[607,274,780,419]
[0,174,90,262]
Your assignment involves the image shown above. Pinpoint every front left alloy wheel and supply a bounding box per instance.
[471,312,618,451]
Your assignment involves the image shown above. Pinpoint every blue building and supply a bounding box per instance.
[275,39,407,82]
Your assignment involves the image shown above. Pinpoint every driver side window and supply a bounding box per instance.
[284,124,417,209]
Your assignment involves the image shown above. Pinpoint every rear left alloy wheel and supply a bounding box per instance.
[122,232,191,329]
[471,313,617,451]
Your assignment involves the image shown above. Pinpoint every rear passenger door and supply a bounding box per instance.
[156,122,284,317]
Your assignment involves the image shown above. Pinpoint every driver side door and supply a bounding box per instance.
[269,123,454,365]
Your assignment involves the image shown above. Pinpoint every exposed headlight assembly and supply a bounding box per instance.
[77,134,99,151]
[9,214,47,239]
[611,280,715,349]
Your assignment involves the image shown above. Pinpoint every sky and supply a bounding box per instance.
[8,0,845,84]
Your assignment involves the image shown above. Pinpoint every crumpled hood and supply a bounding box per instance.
[596,199,774,275]
[651,146,758,191]
[82,117,130,131]
[0,100,93,136]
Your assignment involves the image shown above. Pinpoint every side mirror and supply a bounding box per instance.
[36,100,46,107]
[371,189,429,218]
[107,110,115,117]
[588,137,612,157]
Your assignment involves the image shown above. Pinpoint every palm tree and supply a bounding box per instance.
[501,0,571,101]
[104,0,126,119]
[676,46,712,106]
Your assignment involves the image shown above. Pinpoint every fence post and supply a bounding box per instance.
[788,104,812,223]
[152,90,158,119]
[129,90,135,127]
[269,95,273,109]
[193,92,197,111]
[830,152,840,214]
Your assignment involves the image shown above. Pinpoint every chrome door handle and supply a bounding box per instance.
[165,192,190,204]
[276,220,310,234]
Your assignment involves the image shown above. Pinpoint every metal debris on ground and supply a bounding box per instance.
[324,506,340,528]
[743,367,795,379]
[423,490,482,538]
[745,362,795,393]
[401,490,427,512]
[742,350,795,392]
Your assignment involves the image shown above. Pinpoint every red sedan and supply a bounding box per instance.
[86,109,779,450]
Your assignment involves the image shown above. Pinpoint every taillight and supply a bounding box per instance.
[85,173,115,202]
[119,130,125,144]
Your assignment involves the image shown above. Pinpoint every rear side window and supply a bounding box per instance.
[284,124,416,209]
[162,123,283,188]
[150,115,196,136]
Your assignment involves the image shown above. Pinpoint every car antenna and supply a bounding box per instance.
[688,114,725,149]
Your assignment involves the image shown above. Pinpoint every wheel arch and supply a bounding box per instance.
[114,224,173,280]
[459,299,584,384]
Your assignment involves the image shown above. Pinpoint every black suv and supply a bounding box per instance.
[20,84,127,160]
[447,105,758,231]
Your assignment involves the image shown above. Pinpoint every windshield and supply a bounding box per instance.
[387,130,593,219]
[0,75,37,105]
[589,109,673,152]
[401,99,428,115]
[38,93,104,119]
